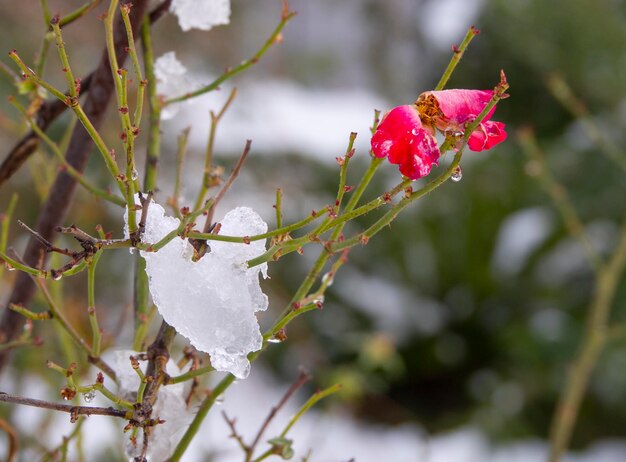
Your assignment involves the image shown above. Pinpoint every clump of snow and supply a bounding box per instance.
[170,0,230,32]
[125,199,268,379]
[154,52,199,120]
[111,351,190,462]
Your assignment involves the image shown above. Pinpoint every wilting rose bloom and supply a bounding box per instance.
[370,105,441,180]
[416,89,507,152]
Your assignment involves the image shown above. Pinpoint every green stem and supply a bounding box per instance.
[7,47,128,194]
[548,217,626,462]
[141,17,160,191]
[547,74,626,174]
[275,189,283,228]
[0,194,18,282]
[187,209,327,244]
[10,98,125,206]
[435,25,480,91]
[168,375,236,461]
[35,0,52,75]
[280,384,342,438]
[59,0,102,27]
[8,303,51,320]
[164,12,296,105]
[93,383,134,409]
[120,3,145,127]
[518,128,602,270]
[87,253,102,356]
[170,127,191,217]
[167,364,215,384]
[104,1,138,233]
[193,88,237,212]
[252,384,342,462]
[0,251,44,277]
[50,21,78,98]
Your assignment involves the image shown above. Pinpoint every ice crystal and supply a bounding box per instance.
[125,199,269,379]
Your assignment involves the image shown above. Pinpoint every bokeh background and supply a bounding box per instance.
[1,0,626,460]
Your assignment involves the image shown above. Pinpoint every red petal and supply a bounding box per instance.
[428,89,496,126]
[398,134,440,180]
[467,121,507,152]
[370,105,441,180]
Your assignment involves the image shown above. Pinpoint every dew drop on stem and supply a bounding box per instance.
[83,390,96,403]
[451,167,463,182]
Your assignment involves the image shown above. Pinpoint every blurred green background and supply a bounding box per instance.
[1,0,625,459]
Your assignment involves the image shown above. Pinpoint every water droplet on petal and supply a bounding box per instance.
[83,391,96,403]
[451,167,463,182]
[411,128,419,136]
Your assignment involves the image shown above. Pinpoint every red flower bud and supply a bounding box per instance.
[370,105,440,180]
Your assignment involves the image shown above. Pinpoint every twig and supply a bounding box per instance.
[518,127,602,270]
[547,202,626,462]
[546,74,626,174]
[274,189,283,229]
[252,383,342,462]
[435,26,480,91]
[141,321,177,414]
[193,87,238,212]
[192,140,252,260]
[168,374,236,461]
[221,411,248,453]
[0,417,18,462]
[0,0,150,372]
[17,221,79,258]
[169,127,191,218]
[167,364,215,385]
[204,140,252,230]
[0,392,129,419]
[0,0,173,189]
[247,369,311,460]
[163,10,296,105]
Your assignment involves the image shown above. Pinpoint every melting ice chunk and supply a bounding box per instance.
[125,200,269,379]
[170,0,231,32]
[110,350,190,462]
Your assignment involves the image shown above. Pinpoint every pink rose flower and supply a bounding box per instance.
[371,86,507,180]
[416,89,507,152]
[370,105,441,180]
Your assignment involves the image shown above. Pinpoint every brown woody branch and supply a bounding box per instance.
[0,0,150,372]
[0,391,128,420]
